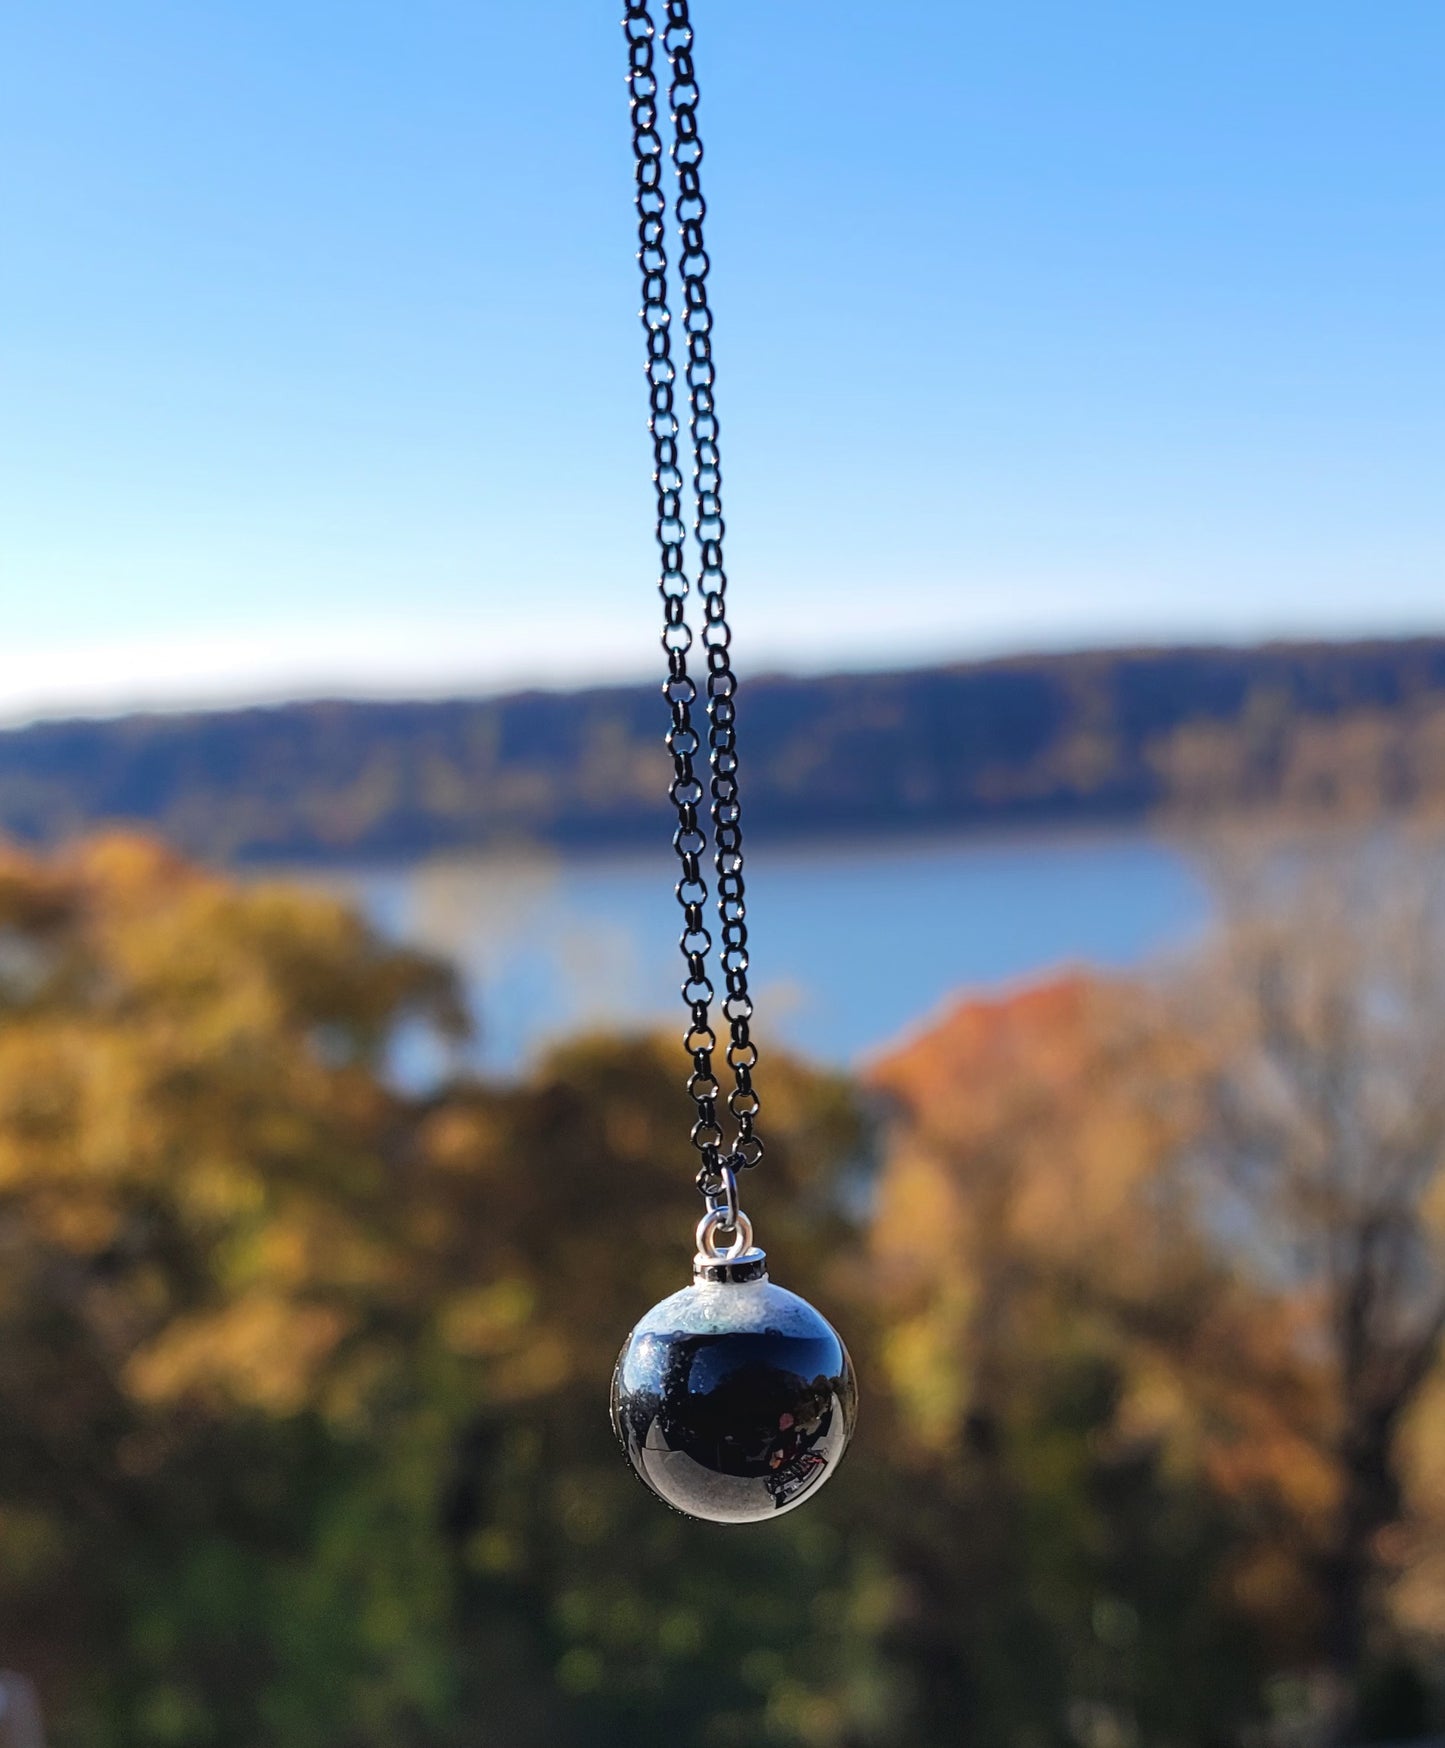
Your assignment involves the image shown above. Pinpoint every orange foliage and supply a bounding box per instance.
[869,973,1180,1279]
[865,972,1334,1644]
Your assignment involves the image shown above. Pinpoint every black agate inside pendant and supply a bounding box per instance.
[611,1248,857,1524]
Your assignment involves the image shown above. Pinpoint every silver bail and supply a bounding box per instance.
[692,1245,768,1285]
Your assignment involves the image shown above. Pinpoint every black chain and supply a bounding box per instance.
[623,0,761,1205]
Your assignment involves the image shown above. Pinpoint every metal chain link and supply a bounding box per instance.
[623,0,762,1212]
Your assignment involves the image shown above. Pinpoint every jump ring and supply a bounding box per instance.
[705,1161,738,1227]
[695,1206,753,1262]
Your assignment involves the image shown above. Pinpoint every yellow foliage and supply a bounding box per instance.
[126,1292,352,1416]
[0,831,462,1428]
[439,1279,537,1359]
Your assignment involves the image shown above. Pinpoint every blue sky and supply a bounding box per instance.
[0,0,1440,720]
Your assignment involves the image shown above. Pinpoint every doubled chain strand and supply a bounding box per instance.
[624,0,761,1206]
[662,3,761,1178]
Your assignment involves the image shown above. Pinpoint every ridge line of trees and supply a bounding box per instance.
[2,637,1445,861]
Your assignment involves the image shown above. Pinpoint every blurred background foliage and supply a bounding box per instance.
[3,833,1445,1745]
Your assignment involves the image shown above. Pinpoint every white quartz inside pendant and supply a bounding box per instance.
[630,1274,831,1340]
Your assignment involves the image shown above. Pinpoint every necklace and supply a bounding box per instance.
[609,0,857,1524]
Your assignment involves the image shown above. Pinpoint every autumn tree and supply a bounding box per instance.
[1182,836,1445,1731]
[866,976,1305,1747]
[0,833,472,1742]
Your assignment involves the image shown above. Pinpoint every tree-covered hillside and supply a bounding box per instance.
[4,637,1445,861]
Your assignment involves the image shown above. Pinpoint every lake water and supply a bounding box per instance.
[305,828,1211,1080]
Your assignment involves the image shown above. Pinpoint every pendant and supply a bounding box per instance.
[611,1212,857,1523]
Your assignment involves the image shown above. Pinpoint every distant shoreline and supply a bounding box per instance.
[1,634,1443,866]
[269,816,1200,880]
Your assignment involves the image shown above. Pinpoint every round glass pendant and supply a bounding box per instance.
[611,1246,857,1524]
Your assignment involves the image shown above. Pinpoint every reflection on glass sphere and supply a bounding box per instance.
[611,1255,857,1524]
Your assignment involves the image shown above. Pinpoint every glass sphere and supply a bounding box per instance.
[611,1254,857,1524]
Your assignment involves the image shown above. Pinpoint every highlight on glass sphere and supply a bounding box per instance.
[611,1250,857,1524]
